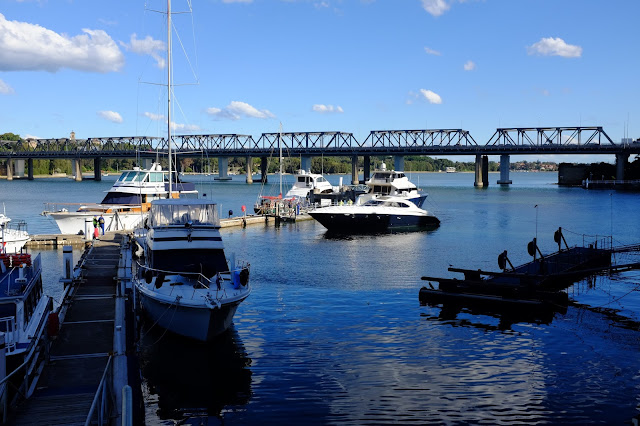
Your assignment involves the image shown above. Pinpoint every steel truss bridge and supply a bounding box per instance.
[1,127,637,159]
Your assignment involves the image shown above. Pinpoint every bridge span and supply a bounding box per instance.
[1,127,638,186]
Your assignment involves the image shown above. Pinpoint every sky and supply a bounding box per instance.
[1,0,639,164]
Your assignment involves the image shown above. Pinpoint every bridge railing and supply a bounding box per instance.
[362,129,478,147]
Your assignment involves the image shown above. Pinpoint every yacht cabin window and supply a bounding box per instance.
[150,203,219,227]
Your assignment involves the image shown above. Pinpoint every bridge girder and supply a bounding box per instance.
[363,129,478,147]
[486,126,615,147]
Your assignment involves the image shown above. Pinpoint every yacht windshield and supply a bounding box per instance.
[363,200,384,206]
[150,203,219,226]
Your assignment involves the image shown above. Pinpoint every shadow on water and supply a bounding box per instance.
[420,298,569,331]
[138,323,252,424]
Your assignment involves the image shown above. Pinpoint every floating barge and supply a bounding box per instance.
[420,228,640,311]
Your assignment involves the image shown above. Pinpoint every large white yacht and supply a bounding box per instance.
[309,195,440,233]
[46,163,198,235]
[134,199,251,341]
[357,162,427,208]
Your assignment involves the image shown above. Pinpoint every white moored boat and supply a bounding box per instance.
[0,214,30,254]
[45,163,198,235]
[285,169,338,207]
[357,162,427,208]
[309,195,440,233]
[134,199,251,341]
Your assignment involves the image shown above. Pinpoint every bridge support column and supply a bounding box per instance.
[394,156,405,172]
[94,157,102,181]
[363,156,371,183]
[260,156,268,184]
[140,158,153,170]
[474,154,489,187]
[351,156,359,185]
[215,157,231,181]
[497,154,512,185]
[245,156,253,184]
[616,153,629,180]
[14,159,25,178]
[6,159,13,181]
[73,159,82,182]
[27,158,33,180]
[300,156,311,173]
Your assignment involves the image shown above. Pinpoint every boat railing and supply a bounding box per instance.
[0,317,17,353]
[84,354,116,426]
[41,202,144,215]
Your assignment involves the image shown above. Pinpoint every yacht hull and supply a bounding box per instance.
[49,211,145,235]
[309,211,440,233]
[138,290,244,341]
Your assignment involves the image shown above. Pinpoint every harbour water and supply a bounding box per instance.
[2,171,640,424]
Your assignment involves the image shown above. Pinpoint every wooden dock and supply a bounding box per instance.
[10,233,128,425]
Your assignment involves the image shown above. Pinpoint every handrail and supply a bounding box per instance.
[84,355,114,426]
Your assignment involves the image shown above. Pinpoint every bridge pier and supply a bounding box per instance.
[215,157,231,181]
[363,156,371,183]
[245,156,253,184]
[73,159,83,182]
[394,156,405,172]
[260,156,268,184]
[6,159,13,181]
[616,153,629,180]
[27,158,33,180]
[14,159,25,178]
[474,154,489,187]
[300,156,311,173]
[351,156,359,184]
[497,154,512,185]
[94,157,102,181]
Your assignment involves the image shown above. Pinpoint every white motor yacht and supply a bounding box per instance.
[0,214,30,254]
[309,195,440,233]
[134,199,251,341]
[45,163,198,235]
[357,162,427,208]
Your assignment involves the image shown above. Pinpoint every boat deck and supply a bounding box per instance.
[10,233,124,425]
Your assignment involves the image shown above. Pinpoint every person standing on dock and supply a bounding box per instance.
[92,216,99,240]
[98,215,105,235]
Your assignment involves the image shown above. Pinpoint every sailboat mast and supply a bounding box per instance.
[279,129,282,196]
[167,0,173,197]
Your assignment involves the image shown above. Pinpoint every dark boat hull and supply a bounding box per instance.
[309,211,440,233]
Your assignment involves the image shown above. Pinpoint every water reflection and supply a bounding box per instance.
[420,298,568,330]
[138,325,252,423]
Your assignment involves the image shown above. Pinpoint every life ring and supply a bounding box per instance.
[239,268,250,286]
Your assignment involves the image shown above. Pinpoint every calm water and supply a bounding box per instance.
[1,172,640,424]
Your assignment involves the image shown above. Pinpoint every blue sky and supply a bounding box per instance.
[1,0,638,163]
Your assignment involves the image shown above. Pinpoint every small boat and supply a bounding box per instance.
[357,162,427,207]
[309,195,440,233]
[45,163,198,235]
[0,214,30,254]
[445,166,456,173]
[0,251,53,400]
[134,199,251,341]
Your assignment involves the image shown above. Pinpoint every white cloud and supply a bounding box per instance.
[144,112,165,121]
[312,104,344,114]
[421,0,450,17]
[527,37,582,58]
[206,101,275,121]
[463,60,476,71]
[0,79,14,94]
[143,111,200,132]
[314,1,330,8]
[120,33,165,68]
[419,89,442,104]
[424,47,441,56]
[0,13,124,73]
[97,110,123,123]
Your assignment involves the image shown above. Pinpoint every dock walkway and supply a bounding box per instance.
[10,233,125,425]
